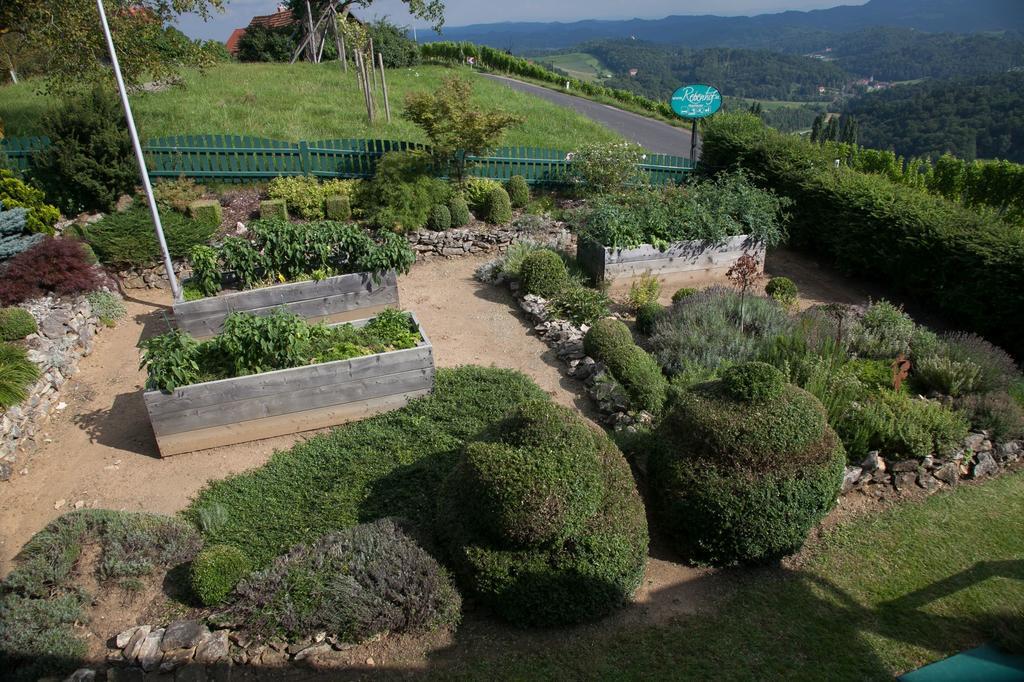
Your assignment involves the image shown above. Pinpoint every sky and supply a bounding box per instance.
[175,0,869,42]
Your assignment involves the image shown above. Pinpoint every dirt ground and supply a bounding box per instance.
[0,248,896,675]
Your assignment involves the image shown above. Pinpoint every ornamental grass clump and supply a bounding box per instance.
[649,361,845,565]
[437,401,647,626]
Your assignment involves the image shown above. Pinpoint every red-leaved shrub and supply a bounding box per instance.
[0,237,103,305]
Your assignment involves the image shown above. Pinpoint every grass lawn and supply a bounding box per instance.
[435,472,1024,680]
[0,63,621,149]
[545,52,611,83]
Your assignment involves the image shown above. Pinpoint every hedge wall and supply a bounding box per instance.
[701,113,1024,358]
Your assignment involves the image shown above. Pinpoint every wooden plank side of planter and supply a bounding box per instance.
[152,389,432,457]
[172,271,399,339]
[579,236,765,286]
[604,235,758,266]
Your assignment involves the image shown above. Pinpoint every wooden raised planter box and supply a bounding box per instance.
[143,312,434,457]
[172,271,400,339]
[578,236,765,292]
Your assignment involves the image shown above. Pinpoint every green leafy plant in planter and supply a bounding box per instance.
[649,361,846,565]
[188,245,222,298]
[437,401,647,626]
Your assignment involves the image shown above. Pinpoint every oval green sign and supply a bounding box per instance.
[670,84,722,119]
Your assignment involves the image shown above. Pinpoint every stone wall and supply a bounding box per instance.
[115,261,192,291]
[406,219,575,259]
[0,294,109,481]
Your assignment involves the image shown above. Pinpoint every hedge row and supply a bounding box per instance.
[701,113,1024,358]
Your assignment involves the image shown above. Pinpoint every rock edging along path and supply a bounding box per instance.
[482,74,696,157]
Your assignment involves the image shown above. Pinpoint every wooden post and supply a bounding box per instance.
[378,52,392,123]
[368,37,378,90]
[332,7,347,74]
[304,0,317,63]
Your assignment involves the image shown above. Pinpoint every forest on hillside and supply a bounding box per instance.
[843,72,1024,161]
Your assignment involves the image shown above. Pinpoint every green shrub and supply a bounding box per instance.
[507,175,530,209]
[765,276,798,309]
[449,194,471,227]
[0,593,88,682]
[584,318,633,360]
[672,287,697,303]
[627,272,661,310]
[259,199,288,221]
[913,355,983,398]
[187,367,550,567]
[570,141,647,196]
[267,177,359,221]
[362,152,451,232]
[635,301,665,336]
[228,519,460,641]
[604,344,669,414]
[850,300,916,360]
[324,194,351,221]
[153,176,205,213]
[463,178,503,214]
[31,87,137,214]
[849,358,898,393]
[190,544,252,606]
[497,240,544,278]
[0,169,60,234]
[485,186,513,225]
[721,361,785,402]
[551,284,611,326]
[701,112,1024,359]
[940,332,1020,393]
[85,291,126,328]
[188,244,221,298]
[428,204,452,231]
[519,249,568,298]
[80,207,216,267]
[187,199,222,229]
[957,392,1024,442]
[0,343,40,409]
[651,286,790,376]
[650,371,844,565]
[837,391,969,461]
[438,401,647,626]
[0,307,37,341]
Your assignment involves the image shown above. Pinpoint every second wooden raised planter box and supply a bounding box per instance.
[578,236,765,291]
[172,270,400,339]
[144,312,434,457]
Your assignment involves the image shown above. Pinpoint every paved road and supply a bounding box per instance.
[483,74,696,157]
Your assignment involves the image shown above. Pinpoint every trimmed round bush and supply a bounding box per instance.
[228,519,461,641]
[603,343,669,415]
[721,362,785,402]
[190,544,253,606]
[583,318,633,360]
[0,308,37,341]
[636,301,665,336]
[428,204,452,231]
[765,276,798,308]
[672,287,697,303]
[650,364,844,565]
[507,175,530,209]
[449,195,471,227]
[439,401,647,627]
[519,249,568,298]
[485,186,513,225]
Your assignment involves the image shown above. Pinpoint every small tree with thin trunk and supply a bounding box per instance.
[727,252,761,333]
[404,76,522,183]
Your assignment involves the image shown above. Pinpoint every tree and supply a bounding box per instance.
[236,25,298,63]
[0,0,224,93]
[810,114,824,143]
[404,76,522,182]
[288,1,446,32]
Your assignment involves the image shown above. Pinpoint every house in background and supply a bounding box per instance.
[226,4,361,56]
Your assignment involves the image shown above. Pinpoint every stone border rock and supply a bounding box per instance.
[406,218,575,260]
[1,293,115,481]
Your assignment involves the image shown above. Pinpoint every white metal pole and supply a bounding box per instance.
[95,0,181,300]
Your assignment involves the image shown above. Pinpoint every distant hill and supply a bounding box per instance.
[423,0,1024,53]
[843,72,1024,161]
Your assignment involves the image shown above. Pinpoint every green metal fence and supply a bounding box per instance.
[2,134,694,184]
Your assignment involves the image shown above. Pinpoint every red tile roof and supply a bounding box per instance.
[249,8,298,30]
[226,28,247,55]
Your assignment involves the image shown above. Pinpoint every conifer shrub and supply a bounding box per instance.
[449,194,471,227]
[0,169,60,234]
[428,204,452,231]
[518,249,568,298]
[361,152,451,232]
[79,208,216,268]
[485,186,513,225]
[650,362,845,565]
[765,276,798,309]
[583,318,633,360]
[635,301,665,336]
[438,401,647,626]
[0,202,44,262]
[507,175,530,209]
